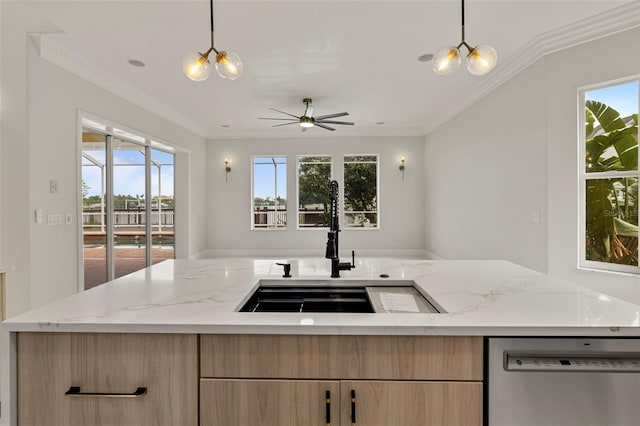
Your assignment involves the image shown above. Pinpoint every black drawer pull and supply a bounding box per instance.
[325,390,331,425]
[351,389,357,425]
[65,386,147,398]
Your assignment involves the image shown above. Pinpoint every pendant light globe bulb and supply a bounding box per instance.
[432,46,462,75]
[466,44,497,76]
[182,52,212,81]
[215,51,243,80]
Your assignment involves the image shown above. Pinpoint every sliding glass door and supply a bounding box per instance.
[81,125,175,290]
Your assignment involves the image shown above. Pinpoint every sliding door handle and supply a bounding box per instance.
[65,386,147,398]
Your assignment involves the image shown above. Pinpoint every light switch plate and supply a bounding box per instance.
[49,179,59,194]
[65,213,72,225]
[47,214,62,226]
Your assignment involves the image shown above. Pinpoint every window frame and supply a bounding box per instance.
[578,76,640,275]
[343,154,380,230]
[251,155,288,231]
[296,155,333,231]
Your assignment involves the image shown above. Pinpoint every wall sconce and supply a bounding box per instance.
[399,157,406,181]
[225,159,231,182]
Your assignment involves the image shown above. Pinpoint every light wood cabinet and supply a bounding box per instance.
[200,379,340,426]
[16,333,483,426]
[341,380,482,426]
[17,332,198,426]
[200,335,483,425]
[200,334,483,380]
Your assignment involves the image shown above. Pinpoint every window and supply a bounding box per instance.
[252,156,287,229]
[297,156,332,229]
[580,79,639,273]
[344,155,379,228]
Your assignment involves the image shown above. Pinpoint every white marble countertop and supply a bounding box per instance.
[3,258,640,336]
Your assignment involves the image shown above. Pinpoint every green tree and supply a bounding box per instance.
[298,159,331,226]
[344,160,377,226]
[585,100,639,264]
[81,179,91,207]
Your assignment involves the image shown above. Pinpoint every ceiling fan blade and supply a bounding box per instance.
[272,122,300,128]
[303,105,314,118]
[315,120,355,126]
[314,112,348,120]
[258,117,298,121]
[268,108,300,119]
[314,123,336,131]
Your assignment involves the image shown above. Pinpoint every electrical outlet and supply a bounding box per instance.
[47,214,62,226]
[532,210,540,223]
[49,179,59,194]
[65,213,72,225]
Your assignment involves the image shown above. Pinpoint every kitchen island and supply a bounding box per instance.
[2,258,640,425]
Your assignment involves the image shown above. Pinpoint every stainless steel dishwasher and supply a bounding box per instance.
[488,337,640,426]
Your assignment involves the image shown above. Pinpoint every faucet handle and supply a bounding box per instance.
[276,262,292,278]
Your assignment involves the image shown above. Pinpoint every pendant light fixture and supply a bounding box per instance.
[182,0,242,81]
[432,0,497,76]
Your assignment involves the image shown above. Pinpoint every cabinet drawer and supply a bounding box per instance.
[17,332,198,426]
[200,335,482,380]
[200,379,340,426]
[341,380,482,426]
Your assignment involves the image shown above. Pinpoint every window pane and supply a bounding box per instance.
[585,81,638,173]
[151,149,175,264]
[585,177,638,265]
[112,139,147,280]
[253,156,287,229]
[344,155,378,228]
[82,132,107,289]
[298,156,332,228]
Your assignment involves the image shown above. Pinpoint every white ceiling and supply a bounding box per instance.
[21,0,637,139]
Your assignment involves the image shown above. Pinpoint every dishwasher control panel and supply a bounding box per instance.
[506,353,640,372]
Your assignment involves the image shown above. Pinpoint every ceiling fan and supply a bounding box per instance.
[259,98,355,132]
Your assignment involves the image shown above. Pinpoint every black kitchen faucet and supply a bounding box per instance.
[325,180,356,278]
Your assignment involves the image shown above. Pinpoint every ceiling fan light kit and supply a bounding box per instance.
[433,0,497,76]
[259,98,355,132]
[182,0,242,81]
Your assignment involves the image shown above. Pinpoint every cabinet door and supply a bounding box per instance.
[341,380,482,426]
[17,332,198,426]
[201,379,340,426]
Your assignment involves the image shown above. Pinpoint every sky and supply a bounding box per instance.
[253,156,287,200]
[585,80,638,118]
[82,148,174,199]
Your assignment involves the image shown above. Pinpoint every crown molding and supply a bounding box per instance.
[207,126,425,140]
[30,34,208,139]
[422,0,640,135]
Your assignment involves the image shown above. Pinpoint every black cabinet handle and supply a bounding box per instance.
[325,390,331,425]
[350,389,357,425]
[65,386,147,398]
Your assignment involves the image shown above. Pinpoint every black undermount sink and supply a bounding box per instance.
[238,280,443,314]
[240,286,374,313]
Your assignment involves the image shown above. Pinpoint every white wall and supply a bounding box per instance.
[1,2,207,314]
[206,136,425,257]
[424,60,549,272]
[425,28,640,304]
